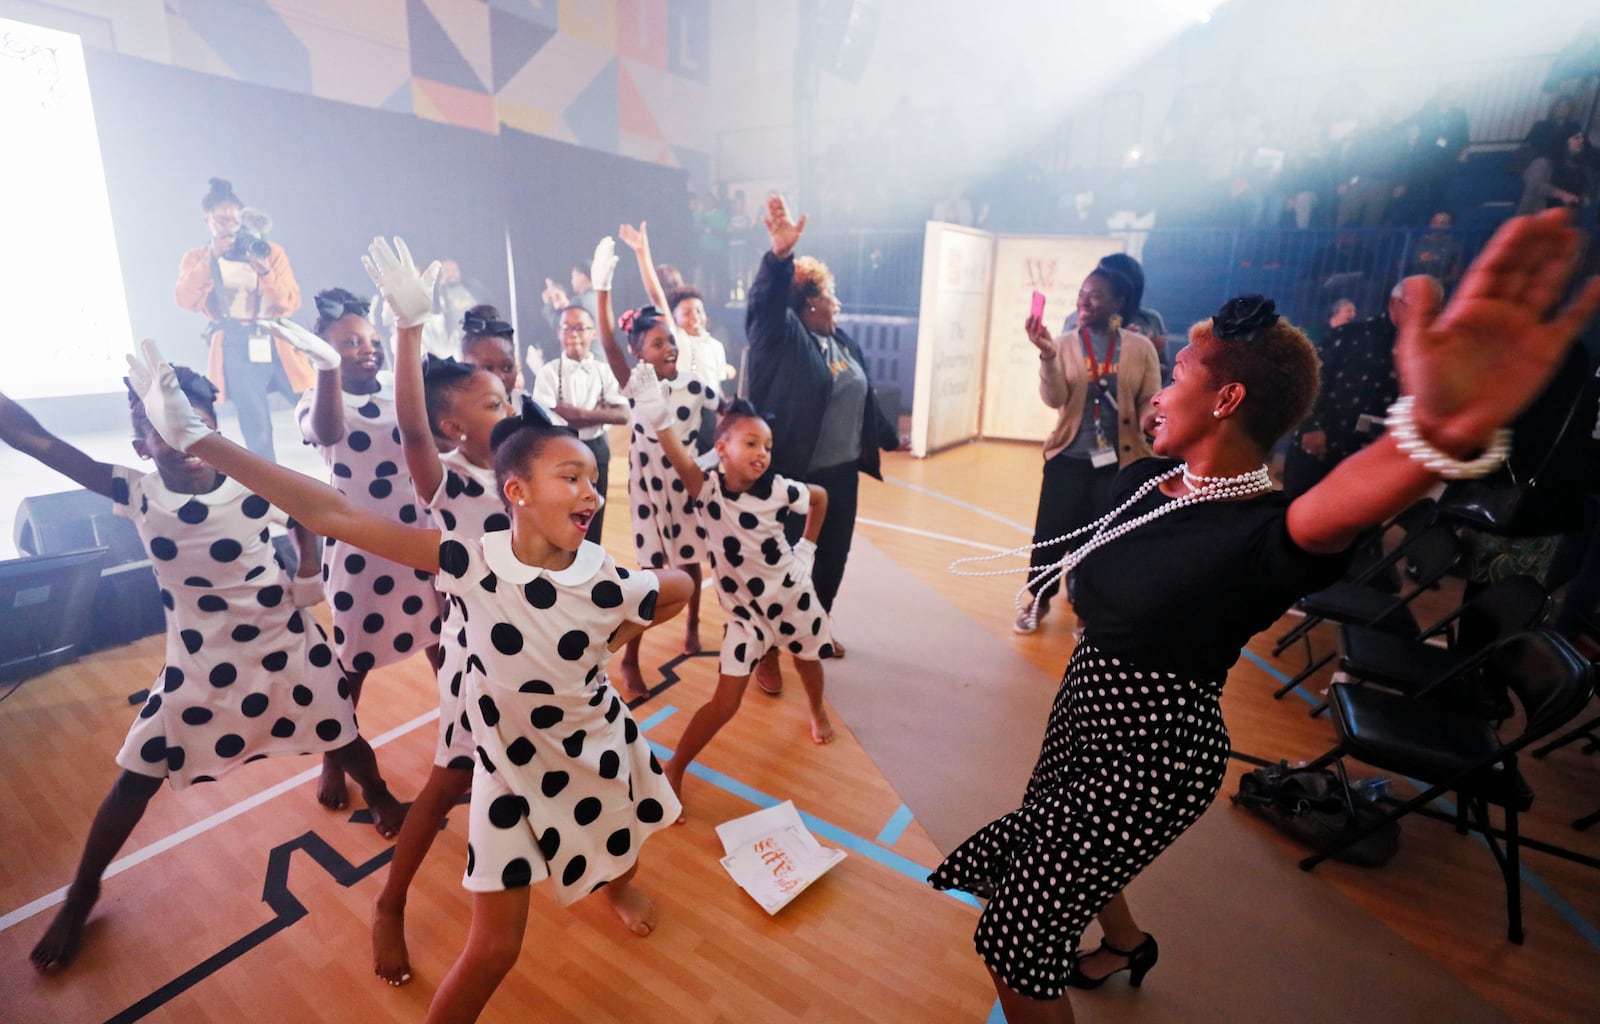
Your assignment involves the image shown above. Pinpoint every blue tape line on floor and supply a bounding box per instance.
[640,737,981,910]
[877,803,915,847]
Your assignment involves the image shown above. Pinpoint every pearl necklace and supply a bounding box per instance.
[950,463,1275,611]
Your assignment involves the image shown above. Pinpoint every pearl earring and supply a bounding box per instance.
[1213,410,1222,418]
[459,434,468,442]
[516,499,526,507]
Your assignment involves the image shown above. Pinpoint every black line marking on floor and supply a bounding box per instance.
[103,831,392,1024]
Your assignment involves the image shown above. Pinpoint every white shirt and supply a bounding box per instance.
[672,327,730,397]
[532,355,624,441]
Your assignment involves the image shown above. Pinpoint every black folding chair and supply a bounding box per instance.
[1273,499,1437,658]
[1301,630,1596,943]
[1313,574,1552,718]
[1272,524,1464,703]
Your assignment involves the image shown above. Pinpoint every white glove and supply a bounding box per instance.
[525,344,545,374]
[289,575,325,608]
[590,236,619,293]
[623,363,673,431]
[271,318,340,371]
[125,339,216,452]
[361,236,441,329]
[791,538,817,585]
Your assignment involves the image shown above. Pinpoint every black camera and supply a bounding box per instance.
[224,230,271,262]
[223,207,273,262]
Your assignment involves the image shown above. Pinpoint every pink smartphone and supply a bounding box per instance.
[1029,290,1046,321]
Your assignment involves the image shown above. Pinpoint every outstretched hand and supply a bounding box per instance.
[591,236,619,293]
[1395,208,1600,457]
[618,222,648,253]
[272,318,341,372]
[125,339,216,452]
[361,236,440,329]
[762,193,807,259]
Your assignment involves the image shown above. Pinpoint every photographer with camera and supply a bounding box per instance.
[175,177,312,461]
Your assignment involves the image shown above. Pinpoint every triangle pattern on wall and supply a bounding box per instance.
[407,0,488,93]
[490,5,559,93]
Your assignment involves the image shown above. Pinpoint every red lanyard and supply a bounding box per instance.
[1080,327,1118,381]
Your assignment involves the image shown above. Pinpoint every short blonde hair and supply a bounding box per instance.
[790,256,835,312]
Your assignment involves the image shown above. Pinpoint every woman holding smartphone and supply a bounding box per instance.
[1014,266,1161,636]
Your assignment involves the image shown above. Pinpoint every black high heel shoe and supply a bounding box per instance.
[1064,933,1159,990]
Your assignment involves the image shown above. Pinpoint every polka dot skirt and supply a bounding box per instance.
[298,385,441,673]
[929,640,1229,1001]
[698,469,833,674]
[435,530,680,902]
[426,451,512,770]
[624,364,717,570]
[110,468,359,790]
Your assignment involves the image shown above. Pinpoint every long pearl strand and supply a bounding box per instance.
[950,463,1275,612]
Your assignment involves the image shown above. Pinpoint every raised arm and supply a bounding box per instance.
[619,222,669,311]
[1288,209,1600,554]
[592,238,633,386]
[0,390,117,498]
[362,237,446,501]
[274,318,347,446]
[745,194,806,351]
[128,340,442,574]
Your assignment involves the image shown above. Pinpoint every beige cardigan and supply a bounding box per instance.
[1038,328,1161,462]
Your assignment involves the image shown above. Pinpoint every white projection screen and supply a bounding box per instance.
[1,18,133,399]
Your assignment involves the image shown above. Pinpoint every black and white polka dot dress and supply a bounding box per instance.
[110,468,359,789]
[929,640,1228,999]
[699,469,834,675]
[424,450,511,770]
[435,530,679,900]
[297,382,441,673]
[623,364,717,569]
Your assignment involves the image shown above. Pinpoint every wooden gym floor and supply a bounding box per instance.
[0,436,1596,1023]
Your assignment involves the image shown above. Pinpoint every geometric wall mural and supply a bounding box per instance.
[31,0,715,185]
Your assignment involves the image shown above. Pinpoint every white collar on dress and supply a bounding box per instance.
[340,375,395,408]
[481,531,605,586]
[140,471,246,512]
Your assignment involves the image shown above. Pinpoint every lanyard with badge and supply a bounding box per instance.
[1082,326,1119,468]
[213,253,274,363]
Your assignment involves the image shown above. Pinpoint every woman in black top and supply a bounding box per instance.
[934,209,1600,1023]
[744,194,899,690]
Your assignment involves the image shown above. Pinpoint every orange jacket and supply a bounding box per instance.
[175,242,314,401]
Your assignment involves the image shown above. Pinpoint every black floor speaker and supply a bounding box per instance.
[13,489,165,652]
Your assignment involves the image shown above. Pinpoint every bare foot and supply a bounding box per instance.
[682,629,701,655]
[810,712,835,745]
[371,899,413,986]
[754,652,784,696]
[604,883,658,936]
[30,886,97,973]
[616,660,649,702]
[319,755,349,811]
[368,791,408,840]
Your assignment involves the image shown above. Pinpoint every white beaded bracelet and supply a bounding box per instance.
[1384,395,1512,480]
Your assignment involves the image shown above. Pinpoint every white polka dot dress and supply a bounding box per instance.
[109,468,359,790]
[424,450,511,770]
[434,531,679,901]
[297,383,441,673]
[928,640,1229,1000]
[624,364,717,569]
[699,469,833,675]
